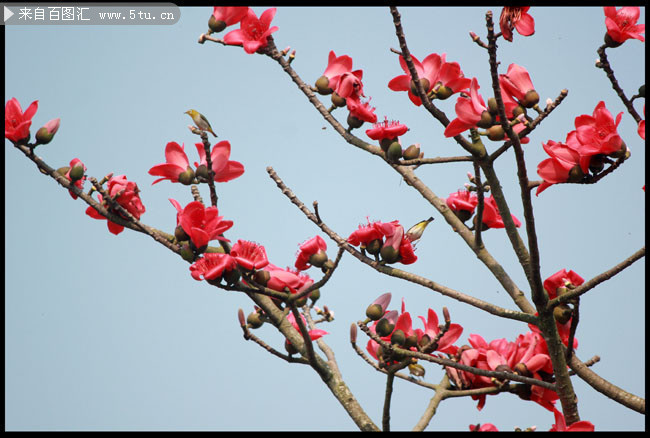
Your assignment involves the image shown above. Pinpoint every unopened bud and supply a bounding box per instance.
[486,125,505,141]
[35,118,61,145]
[402,143,421,160]
[366,238,382,255]
[254,270,270,286]
[350,323,358,343]
[477,111,494,129]
[522,89,539,108]
[638,84,645,98]
[247,311,264,329]
[68,163,85,182]
[309,288,320,303]
[237,308,246,326]
[487,97,499,115]
[442,307,450,324]
[375,318,395,337]
[366,303,384,321]
[315,75,333,95]
[391,329,406,346]
[331,92,346,107]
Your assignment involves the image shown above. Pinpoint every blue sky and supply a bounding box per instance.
[5,6,645,431]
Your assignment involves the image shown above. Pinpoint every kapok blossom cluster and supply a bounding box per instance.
[347,218,418,265]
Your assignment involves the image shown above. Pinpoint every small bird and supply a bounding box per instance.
[185,109,217,137]
[406,217,434,243]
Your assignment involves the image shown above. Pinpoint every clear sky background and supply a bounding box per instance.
[5,6,645,432]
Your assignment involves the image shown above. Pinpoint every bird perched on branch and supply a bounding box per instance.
[406,217,434,243]
[185,109,217,137]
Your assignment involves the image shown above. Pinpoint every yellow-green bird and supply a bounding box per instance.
[185,109,217,137]
[406,217,434,243]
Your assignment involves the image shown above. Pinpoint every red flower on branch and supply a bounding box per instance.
[346,95,377,124]
[499,7,535,42]
[223,7,279,54]
[499,63,539,108]
[294,235,328,271]
[535,139,584,196]
[194,140,245,183]
[64,158,86,200]
[549,408,595,431]
[149,141,192,185]
[230,240,269,271]
[603,6,645,44]
[479,196,522,229]
[365,117,408,141]
[5,97,38,143]
[85,175,146,235]
[444,78,488,137]
[190,252,238,282]
[175,200,233,250]
[211,6,249,31]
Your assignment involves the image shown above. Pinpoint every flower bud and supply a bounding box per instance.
[386,141,402,162]
[487,97,499,115]
[68,163,85,182]
[375,317,395,337]
[238,308,246,326]
[56,166,71,177]
[391,329,406,346]
[350,323,358,343]
[638,84,645,98]
[208,15,227,33]
[178,167,195,185]
[295,294,308,307]
[35,118,60,145]
[410,78,430,95]
[315,75,333,95]
[247,311,264,329]
[366,303,385,321]
[553,304,573,325]
[486,125,505,141]
[404,334,418,349]
[522,89,540,108]
[309,288,320,303]
[402,144,421,160]
[380,245,400,264]
[477,111,494,129]
[331,92,346,107]
[347,113,364,129]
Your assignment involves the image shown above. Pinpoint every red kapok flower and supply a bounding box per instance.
[230,240,269,271]
[549,408,595,431]
[287,312,329,341]
[295,235,328,271]
[65,158,86,200]
[5,97,38,143]
[469,423,499,432]
[603,6,645,44]
[444,78,488,137]
[194,140,245,183]
[499,63,539,108]
[149,141,192,185]
[190,252,238,282]
[347,95,377,124]
[499,7,535,42]
[85,175,146,235]
[223,7,279,54]
[573,101,624,157]
[388,53,443,106]
[418,308,463,355]
[445,190,479,220]
[211,6,249,30]
[480,196,522,229]
[320,51,353,89]
[535,139,584,196]
[543,269,584,300]
[365,117,409,141]
[348,218,384,250]
[178,201,233,250]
